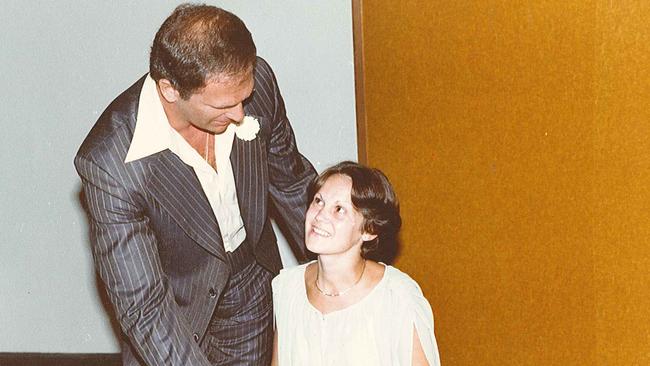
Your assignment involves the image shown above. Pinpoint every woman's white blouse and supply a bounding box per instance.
[272,262,441,366]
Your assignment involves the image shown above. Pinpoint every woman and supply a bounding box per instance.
[272,161,441,365]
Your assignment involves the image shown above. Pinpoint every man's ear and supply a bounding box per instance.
[361,232,378,242]
[158,79,180,103]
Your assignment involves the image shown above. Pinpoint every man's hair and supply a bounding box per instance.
[308,161,402,259]
[149,3,257,99]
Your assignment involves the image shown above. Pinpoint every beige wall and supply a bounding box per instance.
[356,1,649,365]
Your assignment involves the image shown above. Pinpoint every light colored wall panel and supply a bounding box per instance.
[0,0,356,353]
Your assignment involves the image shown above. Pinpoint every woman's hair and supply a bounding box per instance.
[309,161,401,259]
[149,3,257,99]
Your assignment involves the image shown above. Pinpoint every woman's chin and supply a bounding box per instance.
[305,242,318,254]
[305,240,329,256]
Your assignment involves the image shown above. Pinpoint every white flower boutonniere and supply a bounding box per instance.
[235,116,260,141]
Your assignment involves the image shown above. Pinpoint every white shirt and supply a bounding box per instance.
[272,262,441,366]
[125,75,246,252]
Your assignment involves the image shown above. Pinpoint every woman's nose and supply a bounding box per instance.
[314,207,328,221]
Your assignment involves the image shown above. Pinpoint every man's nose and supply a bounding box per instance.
[226,103,245,122]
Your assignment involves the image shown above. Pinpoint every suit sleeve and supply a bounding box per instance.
[257,60,317,262]
[75,153,212,366]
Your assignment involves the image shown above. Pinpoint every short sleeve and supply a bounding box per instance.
[411,287,441,365]
[388,267,441,366]
[272,268,290,329]
[270,263,314,366]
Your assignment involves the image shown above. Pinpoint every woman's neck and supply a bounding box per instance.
[316,255,366,293]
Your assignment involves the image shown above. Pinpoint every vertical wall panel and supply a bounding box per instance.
[594,2,650,364]
[357,1,649,364]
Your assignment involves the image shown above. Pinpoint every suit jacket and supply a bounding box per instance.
[75,58,316,366]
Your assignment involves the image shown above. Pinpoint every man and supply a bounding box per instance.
[75,4,316,365]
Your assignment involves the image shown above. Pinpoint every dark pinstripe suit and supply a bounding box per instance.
[75,58,316,365]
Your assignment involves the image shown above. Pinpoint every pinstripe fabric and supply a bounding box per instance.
[205,262,273,365]
[75,58,316,366]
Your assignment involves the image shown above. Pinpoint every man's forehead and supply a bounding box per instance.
[207,67,254,86]
[197,70,254,103]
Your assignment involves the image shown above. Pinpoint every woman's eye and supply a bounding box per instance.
[335,206,346,214]
[313,197,323,206]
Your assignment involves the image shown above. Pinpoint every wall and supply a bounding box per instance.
[357,1,649,364]
[0,0,356,353]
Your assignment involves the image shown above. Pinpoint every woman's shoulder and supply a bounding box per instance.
[272,261,311,291]
[278,261,311,276]
[381,265,431,308]
[380,265,436,332]
[383,265,424,292]
[381,265,440,366]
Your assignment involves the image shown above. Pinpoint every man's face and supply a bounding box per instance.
[174,71,255,134]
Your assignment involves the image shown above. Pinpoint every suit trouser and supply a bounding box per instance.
[204,260,274,365]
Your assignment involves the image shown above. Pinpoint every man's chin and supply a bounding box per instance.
[209,121,232,134]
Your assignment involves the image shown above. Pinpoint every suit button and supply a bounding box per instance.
[193,333,199,342]
[208,288,217,298]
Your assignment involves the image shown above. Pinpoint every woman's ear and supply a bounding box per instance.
[361,232,377,242]
[157,78,180,103]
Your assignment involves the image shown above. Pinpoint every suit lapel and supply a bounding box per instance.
[143,117,268,260]
[230,123,267,247]
[146,151,227,261]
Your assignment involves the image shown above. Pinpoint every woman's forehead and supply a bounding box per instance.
[318,174,353,199]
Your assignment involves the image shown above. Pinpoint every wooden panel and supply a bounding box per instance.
[352,0,368,163]
[354,0,649,364]
[593,2,650,364]
[0,353,121,366]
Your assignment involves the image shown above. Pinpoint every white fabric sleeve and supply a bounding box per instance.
[412,289,441,366]
[393,269,441,366]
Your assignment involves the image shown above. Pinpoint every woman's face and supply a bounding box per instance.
[305,174,367,256]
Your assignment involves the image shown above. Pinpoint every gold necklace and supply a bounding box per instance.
[315,259,366,297]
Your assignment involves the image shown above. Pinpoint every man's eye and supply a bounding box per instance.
[313,197,323,205]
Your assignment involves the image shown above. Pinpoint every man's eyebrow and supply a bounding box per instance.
[205,101,237,109]
[205,87,255,109]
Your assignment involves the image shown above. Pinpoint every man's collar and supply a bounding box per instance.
[124,75,171,163]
